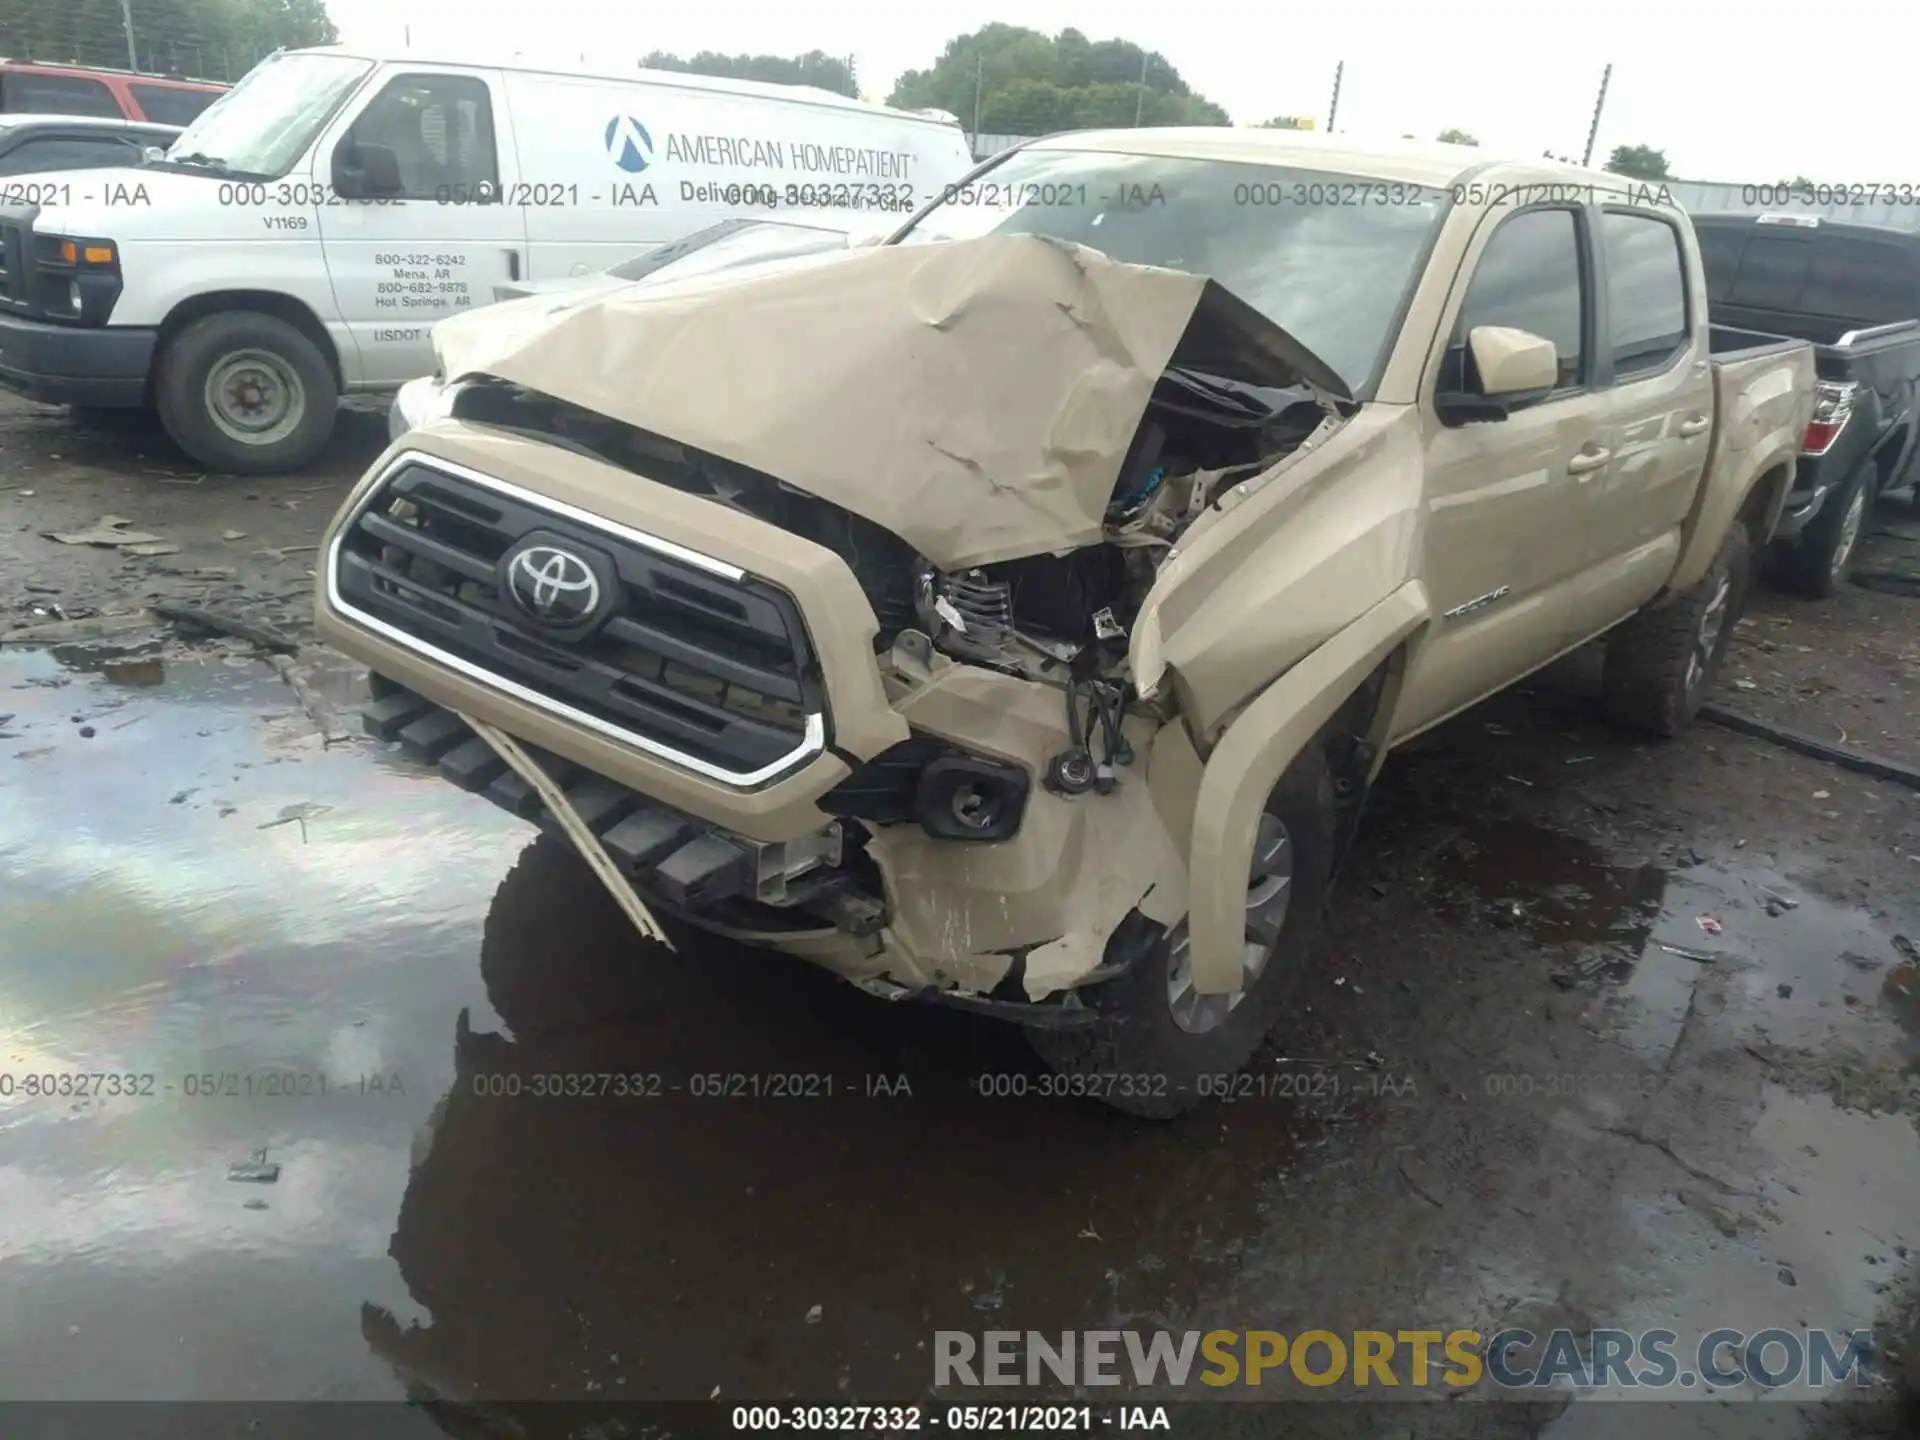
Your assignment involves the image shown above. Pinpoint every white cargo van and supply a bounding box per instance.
[0,46,977,474]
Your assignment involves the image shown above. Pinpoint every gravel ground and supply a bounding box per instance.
[2,392,1917,1439]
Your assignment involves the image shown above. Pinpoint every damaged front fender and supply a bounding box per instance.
[1185,581,1430,995]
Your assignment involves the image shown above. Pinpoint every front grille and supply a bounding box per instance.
[330,455,829,786]
[0,219,24,306]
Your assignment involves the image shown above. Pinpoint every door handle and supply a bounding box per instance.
[1567,447,1612,475]
[1678,414,1710,437]
[505,249,521,281]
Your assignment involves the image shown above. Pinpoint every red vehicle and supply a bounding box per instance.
[0,60,226,126]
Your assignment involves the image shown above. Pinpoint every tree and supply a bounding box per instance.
[1604,144,1672,180]
[1436,128,1479,146]
[641,49,857,100]
[0,0,321,78]
[888,24,1229,135]
[0,0,335,79]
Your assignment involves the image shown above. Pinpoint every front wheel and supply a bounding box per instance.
[1024,746,1336,1119]
[1601,520,1752,736]
[154,311,338,475]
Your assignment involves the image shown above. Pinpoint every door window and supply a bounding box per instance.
[340,74,497,199]
[1440,206,1587,398]
[0,134,142,174]
[1802,236,1916,324]
[0,72,122,118]
[1600,211,1689,377]
[1726,233,1811,311]
[130,84,220,126]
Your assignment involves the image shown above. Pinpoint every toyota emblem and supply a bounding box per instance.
[506,543,602,626]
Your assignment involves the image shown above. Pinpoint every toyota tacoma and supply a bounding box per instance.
[314,130,1818,1116]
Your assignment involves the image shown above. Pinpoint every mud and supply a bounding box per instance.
[2,396,1918,1438]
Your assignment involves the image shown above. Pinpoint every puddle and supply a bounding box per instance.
[1886,965,1920,1038]
[358,834,1324,1405]
[1434,818,1668,951]
[2,645,1320,1404]
[1432,817,1914,1061]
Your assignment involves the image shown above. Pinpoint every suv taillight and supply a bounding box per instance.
[1802,381,1858,455]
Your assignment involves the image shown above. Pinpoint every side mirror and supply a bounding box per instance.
[333,141,403,198]
[1469,325,1559,396]
[1435,325,1559,424]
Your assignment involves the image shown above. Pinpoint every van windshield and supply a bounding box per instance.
[894,148,1448,398]
[165,52,372,180]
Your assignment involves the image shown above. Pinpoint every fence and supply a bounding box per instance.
[965,136,1920,235]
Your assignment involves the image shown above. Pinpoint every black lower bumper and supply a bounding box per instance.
[360,679,880,933]
[0,312,154,406]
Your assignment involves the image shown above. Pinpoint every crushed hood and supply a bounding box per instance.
[433,233,1350,569]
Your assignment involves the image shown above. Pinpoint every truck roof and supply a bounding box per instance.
[0,58,224,89]
[290,45,961,128]
[1025,126,1651,195]
[1690,211,1920,249]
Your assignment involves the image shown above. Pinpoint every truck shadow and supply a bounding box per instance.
[361,836,1330,1412]
[44,398,391,480]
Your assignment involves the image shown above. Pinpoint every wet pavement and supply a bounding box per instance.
[1,632,1915,1440]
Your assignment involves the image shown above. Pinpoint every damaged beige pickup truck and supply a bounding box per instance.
[315,130,1818,1117]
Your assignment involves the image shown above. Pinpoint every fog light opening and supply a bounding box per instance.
[914,755,1030,843]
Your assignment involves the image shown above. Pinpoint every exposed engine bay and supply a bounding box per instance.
[448,363,1333,686]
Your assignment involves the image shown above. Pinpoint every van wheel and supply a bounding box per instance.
[1781,463,1871,598]
[155,311,337,475]
[1601,520,1752,737]
[1024,746,1335,1119]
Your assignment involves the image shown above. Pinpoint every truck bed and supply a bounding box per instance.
[1699,328,1818,547]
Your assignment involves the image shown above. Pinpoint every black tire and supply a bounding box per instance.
[1780,462,1871,598]
[154,310,338,475]
[1024,745,1336,1119]
[1601,520,1752,737]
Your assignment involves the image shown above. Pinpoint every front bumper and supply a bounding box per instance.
[0,311,153,406]
[316,427,1192,1000]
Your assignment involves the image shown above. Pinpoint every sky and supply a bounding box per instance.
[318,0,1920,185]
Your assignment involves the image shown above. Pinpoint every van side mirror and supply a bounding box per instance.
[1434,325,1559,424]
[333,141,403,198]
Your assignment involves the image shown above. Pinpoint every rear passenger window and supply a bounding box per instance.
[342,74,498,200]
[1802,237,1916,324]
[130,84,219,126]
[1727,234,1811,311]
[1,73,122,118]
[1601,211,1689,376]
[1443,206,1586,394]
[1692,224,1746,302]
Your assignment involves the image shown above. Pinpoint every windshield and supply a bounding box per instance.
[166,52,372,179]
[896,149,1448,396]
[609,221,848,283]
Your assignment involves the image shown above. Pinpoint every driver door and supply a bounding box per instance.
[1392,203,1619,738]
[312,67,527,387]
